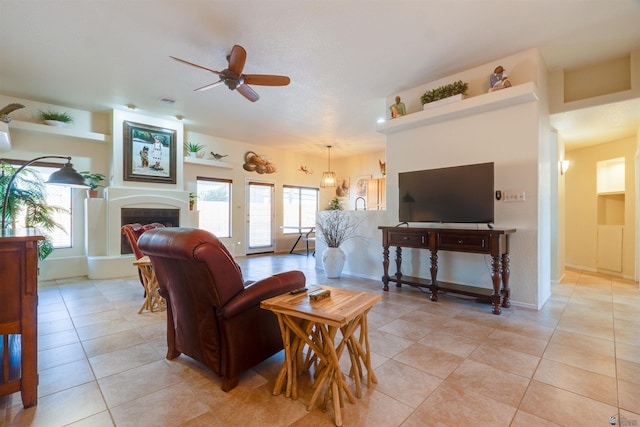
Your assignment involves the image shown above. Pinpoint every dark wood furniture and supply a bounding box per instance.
[0,229,44,408]
[379,226,515,314]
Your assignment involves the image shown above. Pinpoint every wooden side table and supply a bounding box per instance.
[0,229,44,408]
[261,286,381,426]
[133,256,165,314]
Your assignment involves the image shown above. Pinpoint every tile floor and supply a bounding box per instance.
[1,254,639,426]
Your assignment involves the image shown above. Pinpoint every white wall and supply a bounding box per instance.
[333,48,551,309]
[565,136,637,279]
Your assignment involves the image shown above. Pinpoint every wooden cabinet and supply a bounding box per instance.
[0,229,44,408]
[379,226,515,315]
[366,178,385,210]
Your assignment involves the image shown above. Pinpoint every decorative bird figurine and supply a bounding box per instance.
[210,152,228,160]
[299,165,312,174]
[0,103,25,123]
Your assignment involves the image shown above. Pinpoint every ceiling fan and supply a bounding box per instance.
[170,45,290,102]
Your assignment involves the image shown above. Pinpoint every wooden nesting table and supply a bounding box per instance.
[133,256,165,314]
[261,286,381,426]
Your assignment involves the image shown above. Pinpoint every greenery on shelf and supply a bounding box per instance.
[184,142,205,153]
[0,162,68,260]
[420,80,469,105]
[39,109,74,123]
[80,171,106,190]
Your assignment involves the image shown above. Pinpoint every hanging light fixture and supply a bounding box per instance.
[320,145,336,188]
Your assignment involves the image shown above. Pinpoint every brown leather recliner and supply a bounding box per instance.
[137,227,306,392]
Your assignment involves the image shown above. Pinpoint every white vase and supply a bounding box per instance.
[322,247,346,278]
[44,120,68,127]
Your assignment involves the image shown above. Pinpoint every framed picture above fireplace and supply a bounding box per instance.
[123,121,177,184]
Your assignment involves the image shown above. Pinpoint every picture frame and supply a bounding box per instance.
[354,175,371,198]
[123,121,177,184]
[335,176,350,199]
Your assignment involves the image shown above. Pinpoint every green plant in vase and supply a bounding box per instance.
[189,192,198,210]
[39,110,74,126]
[328,197,342,210]
[80,171,106,197]
[184,142,205,157]
[420,80,469,105]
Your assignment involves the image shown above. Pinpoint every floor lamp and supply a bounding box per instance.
[1,155,88,231]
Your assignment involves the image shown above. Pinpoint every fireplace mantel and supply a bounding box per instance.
[85,186,191,279]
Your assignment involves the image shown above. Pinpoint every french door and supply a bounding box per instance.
[245,180,275,254]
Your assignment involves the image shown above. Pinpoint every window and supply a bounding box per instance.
[3,161,72,248]
[283,186,318,233]
[197,177,231,238]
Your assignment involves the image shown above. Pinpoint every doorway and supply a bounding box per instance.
[245,180,275,254]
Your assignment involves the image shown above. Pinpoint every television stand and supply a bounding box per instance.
[378,226,516,315]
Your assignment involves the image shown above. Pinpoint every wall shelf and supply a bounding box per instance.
[184,156,233,169]
[9,120,111,143]
[376,82,539,135]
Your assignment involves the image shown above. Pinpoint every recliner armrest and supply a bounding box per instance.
[218,270,305,319]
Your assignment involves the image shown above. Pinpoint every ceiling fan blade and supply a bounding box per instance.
[228,45,247,75]
[194,80,223,92]
[170,56,223,75]
[236,84,260,102]
[243,74,291,86]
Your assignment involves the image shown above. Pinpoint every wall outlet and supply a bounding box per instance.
[503,190,526,202]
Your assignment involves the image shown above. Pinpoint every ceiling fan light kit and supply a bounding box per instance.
[171,45,290,102]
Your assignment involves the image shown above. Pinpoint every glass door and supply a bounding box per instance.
[245,180,275,254]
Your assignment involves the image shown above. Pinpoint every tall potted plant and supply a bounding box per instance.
[0,162,68,260]
[316,209,361,278]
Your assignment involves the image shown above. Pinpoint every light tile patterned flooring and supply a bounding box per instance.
[1,254,639,426]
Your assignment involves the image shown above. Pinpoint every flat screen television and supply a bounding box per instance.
[398,162,494,224]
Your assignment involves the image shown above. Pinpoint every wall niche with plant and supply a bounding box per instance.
[420,80,469,105]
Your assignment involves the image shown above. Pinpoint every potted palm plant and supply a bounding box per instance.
[80,171,106,198]
[316,209,361,278]
[0,162,68,260]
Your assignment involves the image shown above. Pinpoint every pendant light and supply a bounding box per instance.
[320,145,336,188]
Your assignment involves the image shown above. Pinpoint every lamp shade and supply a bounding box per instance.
[320,171,337,188]
[47,161,89,187]
[2,155,89,230]
[320,145,337,188]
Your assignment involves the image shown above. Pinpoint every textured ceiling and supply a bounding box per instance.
[1,0,640,157]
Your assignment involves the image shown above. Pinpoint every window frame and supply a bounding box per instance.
[196,176,232,238]
[282,185,319,234]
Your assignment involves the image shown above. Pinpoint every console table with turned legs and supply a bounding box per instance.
[378,226,516,315]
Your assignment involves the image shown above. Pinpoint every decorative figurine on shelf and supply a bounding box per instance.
[0,103,25,123]
[210,152,228,160]
[389,96,406,118]
[489,65,512,92]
